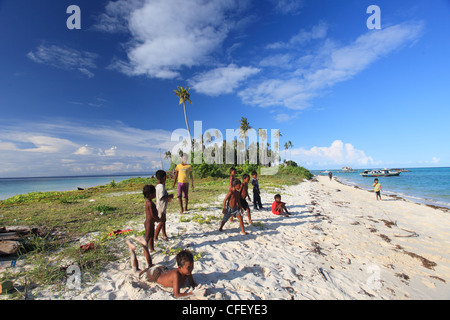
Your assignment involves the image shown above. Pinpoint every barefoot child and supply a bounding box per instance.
[125,239,198,298]
[219,179,246,235]
[373,178,382,200]
[240,174,253,224]
[251,170,263,210]
[143,185,160,252]
[229,167,236,189]
[272,194,291,217]
[155,170,173,241]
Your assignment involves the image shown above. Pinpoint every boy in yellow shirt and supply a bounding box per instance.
[172,154,194,213]
[373,178,382,200]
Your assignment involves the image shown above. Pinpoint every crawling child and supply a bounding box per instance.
[126,237,199,298]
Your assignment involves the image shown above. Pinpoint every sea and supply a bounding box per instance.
[1,168,449,209]
[0,174,154,201]
[311,167,450,209]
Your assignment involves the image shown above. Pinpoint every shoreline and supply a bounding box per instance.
[3,175,447,300]
[332,176,450,213]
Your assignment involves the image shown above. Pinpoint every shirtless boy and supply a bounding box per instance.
[143,184,160,252]
[219,179,246,235]
[229,167,236,188]
[240,174,253,225]
[126,238,197,298]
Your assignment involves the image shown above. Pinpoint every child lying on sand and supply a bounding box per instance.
[126,237,200,298]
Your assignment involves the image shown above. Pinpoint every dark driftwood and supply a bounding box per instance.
[0,225,45,256]
[0,240,21,256]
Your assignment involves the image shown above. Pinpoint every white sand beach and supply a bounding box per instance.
[32,175,450,300]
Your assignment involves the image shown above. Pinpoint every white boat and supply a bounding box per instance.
[341,166,353,172]
[360,169,401,177]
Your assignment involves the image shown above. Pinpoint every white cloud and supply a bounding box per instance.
[0,120,175,177]
[431,157,440,164]
[27,44,98,78]
[239,21,424,110]
[266,20,328,49]
[102,0,250,79]
[189,64,260,96]
[73,145,95,155]
[270,0,304,15]
[291,140,377,167]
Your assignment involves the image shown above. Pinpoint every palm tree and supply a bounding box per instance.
[273,130,282,163]
[284,142,289,163]
[238,117,252,161]
[257,128,267,165]
[174,86,193,148]
[288,140,293,162]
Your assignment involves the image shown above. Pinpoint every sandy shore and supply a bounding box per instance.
[33,175,450,300]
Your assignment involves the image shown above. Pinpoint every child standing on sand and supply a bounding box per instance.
[251,170,263,210]
[172,154,194,214]
[125,239,199,298]
[229,167,236,189]
[219,179,246,235]
[143,185,160,252]
[240,174,253,225]
[272,194,291,217]
[373,178,382,200]
[155,170,173,241]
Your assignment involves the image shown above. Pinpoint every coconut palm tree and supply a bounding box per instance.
[284,142,289,163]
[174,86,193,148]
[288,140,293,161]
[238,117,252,161]
[257,128,267,165]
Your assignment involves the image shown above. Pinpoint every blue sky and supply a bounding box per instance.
[0,0,449,177]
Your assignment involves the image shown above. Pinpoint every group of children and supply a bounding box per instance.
[126,164,292,297]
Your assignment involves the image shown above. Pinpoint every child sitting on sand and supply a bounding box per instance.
[373,178,382,200]
[126,237,198,298]
[155,170,173,241]
[143,185,160,252]
[219,179,246,235]
[272,194,291,217]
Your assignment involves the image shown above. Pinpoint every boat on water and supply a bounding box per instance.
[360,169,401,177]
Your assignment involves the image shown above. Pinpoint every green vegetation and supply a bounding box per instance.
[0,163,312,299]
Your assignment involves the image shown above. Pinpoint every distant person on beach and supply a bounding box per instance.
[219,179,246,235]
[155,170,173,241]
[328,171,332,181]
[172,154,194,213]
[240,174,253,225]
[251,170,263,210]
[272,194,291,217]
[125,239,198,298]
[143,184,159,252]
[373,178,382,200]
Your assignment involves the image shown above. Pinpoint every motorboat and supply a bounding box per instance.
[360,169,401,177]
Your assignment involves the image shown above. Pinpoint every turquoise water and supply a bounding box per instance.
[311,167,450,209]
[0,174,153,201]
